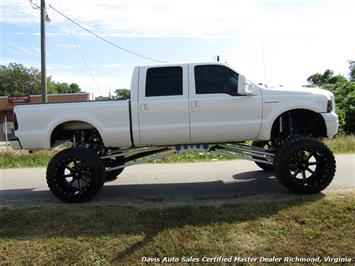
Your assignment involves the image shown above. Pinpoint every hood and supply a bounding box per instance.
[262,86,333,100]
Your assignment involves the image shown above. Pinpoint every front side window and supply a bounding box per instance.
[146,67,183,97]
[195,65,239,95]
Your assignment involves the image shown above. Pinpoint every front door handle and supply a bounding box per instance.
[191,101,199,111]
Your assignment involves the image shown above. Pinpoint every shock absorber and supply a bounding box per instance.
[72,131,76,147]
[287,112,295,136]
[80,130,85,148]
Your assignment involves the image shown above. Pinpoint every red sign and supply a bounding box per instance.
[8,96,31,104]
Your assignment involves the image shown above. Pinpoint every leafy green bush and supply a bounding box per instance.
[307,61,355,133]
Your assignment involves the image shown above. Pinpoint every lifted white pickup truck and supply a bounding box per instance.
[11,62,339,202]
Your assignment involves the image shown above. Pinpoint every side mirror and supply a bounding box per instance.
[238,75,256,96]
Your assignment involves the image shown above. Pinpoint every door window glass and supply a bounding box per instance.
[146,67,183,97]
[195,65,239,95]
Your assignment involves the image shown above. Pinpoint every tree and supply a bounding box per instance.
[69,83,80,93]
[95,96,111,101]
[306,69,346,85]
[327,75,348,84]
[52,82,81,94]
[55,82,70,94]
[307,62,355,133]
[307,73,323,86]
[114,88,130,100]
[0,63,82,96]
[95,88,130,101]
[321,69,334,83]
[349,60,355,81]
[0,63,40,95]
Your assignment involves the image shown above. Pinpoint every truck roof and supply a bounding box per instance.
[136,61,229,68]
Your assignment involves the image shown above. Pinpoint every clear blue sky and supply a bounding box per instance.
[1,0,354,97]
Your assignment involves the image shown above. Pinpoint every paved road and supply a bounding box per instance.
[0,154,354,202]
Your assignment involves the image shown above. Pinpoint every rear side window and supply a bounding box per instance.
[195,65,239,95]
[146,67,183,97]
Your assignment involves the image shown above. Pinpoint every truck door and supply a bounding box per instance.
[138,65,190,146]
[188,64,262,143]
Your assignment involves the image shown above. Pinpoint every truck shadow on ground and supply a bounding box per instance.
[0,170,284,202]
[99,170,286,201]
[0,170,326,264]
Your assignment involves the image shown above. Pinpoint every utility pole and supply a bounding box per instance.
[40,0,48,103]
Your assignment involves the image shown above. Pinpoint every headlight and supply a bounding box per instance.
[327,99,333,112]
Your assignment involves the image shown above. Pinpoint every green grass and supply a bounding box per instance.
[324,134,355,154]
[0,192,354,265]
[0,150,57,168]
[0,134,354,168]
[156,151,235,163]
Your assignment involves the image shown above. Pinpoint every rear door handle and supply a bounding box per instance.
[191,101,199,111]
[140,103,148,113]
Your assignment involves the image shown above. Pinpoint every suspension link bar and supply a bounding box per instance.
[218,144,275,157]
[106,150,175,172]
[101,147,165,160]
[212,151,273,165]
[104,142,275,172]
[211,143,274,165]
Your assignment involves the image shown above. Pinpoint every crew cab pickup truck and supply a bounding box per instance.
[11,62,339,202]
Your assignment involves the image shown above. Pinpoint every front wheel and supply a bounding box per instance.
[46,148,106,203]
[273,136,336,194]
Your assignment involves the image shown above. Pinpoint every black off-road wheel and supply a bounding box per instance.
[252,141,274,172]
[273,136,336,194]
[46,148,106,203]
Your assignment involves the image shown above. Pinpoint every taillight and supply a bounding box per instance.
[13,112,18,130]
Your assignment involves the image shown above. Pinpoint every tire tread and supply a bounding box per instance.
[273,136,336,194]
[46,148,106,203]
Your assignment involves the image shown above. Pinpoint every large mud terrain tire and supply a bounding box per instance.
[274,136,336,194]
[252,141,274,172]
[47,148,106,203]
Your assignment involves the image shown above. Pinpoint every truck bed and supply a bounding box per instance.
[14,100,132,150]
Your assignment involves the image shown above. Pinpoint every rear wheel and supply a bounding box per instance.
[273,136,336,194]
[46,148,106,203]
[252,141,274,172]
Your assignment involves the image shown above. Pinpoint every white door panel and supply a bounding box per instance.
[138,98,190,145]
[189,95,262,143]
[188,63,262,143]
[138,65,190,146]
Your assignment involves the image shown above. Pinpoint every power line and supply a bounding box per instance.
[48,4,167,63]
[66,21,103,96]
[58,0,102,96]
[29,0,101,97]
[29,0,40,9]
